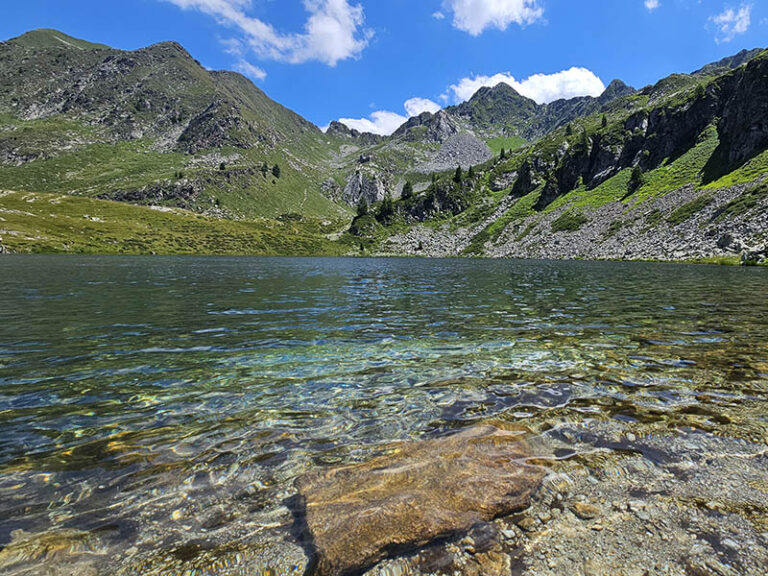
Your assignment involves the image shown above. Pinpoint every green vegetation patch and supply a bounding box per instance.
[551,210,589,233]
[704,148,768,190]
[0,190,344,256]
[714,181,768,221]
[632,124,720,200]
[666,195,713,226]
[606,219,627,238]
[0,140,187,196]
[462,189,541,255]
[544,169,633,214]
[486,136,528,155]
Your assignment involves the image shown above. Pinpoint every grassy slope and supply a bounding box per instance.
[0,190,344,255]
[486,136,528,155]
[445,120,765,256]
[0,117,349,221]
[11,29,109,50]
[0,31,350,222]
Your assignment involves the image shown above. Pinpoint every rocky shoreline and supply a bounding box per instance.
[362,421,768,576]
[378,180,768,265]
[4,418,767,576]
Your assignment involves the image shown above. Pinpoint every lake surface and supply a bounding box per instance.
[1,256,767,574]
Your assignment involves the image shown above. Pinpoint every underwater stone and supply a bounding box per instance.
[296,425,544,576]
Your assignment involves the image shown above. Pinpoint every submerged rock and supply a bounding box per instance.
[296,425,544,576]
[0,529,103,575]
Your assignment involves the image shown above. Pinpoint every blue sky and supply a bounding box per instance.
[2,0,766,134]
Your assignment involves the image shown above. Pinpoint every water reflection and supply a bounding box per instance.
[0,256,766,574]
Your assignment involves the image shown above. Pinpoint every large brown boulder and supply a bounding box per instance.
[295,425,544,576]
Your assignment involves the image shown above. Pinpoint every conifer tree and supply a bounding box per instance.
[628,165,644,194]
[356,196,369,217]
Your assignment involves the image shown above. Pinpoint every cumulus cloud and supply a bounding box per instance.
[336,66,607,135]
[442,0,544,36]
[234,59,266,80]
[338,97,443,136]
[710,3,752,43]
[404,97,442,116]
[163,0,371,66]
[644,0,660,12]
[338,110,409,135]
[448,67,606,104]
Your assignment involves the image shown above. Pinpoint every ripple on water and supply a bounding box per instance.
[0,257,767,574]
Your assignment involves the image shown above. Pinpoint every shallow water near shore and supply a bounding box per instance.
[1,256,767,575]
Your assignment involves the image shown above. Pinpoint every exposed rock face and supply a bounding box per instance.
[454,84,539,137]
[295,426,544,576]
[176,99,251,153]
[326,121,383,146]
[694,47,765,76]
[97,180,202,208]
[599,79,636,103]
[715,54,768,167]
[394,110,461,144]
[343,169,389,206]
[415,132,494,174]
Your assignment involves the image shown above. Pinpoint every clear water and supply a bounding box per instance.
[0,256,767,573]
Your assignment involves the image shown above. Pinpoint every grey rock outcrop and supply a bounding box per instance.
[343,169,389,206]
[415,132,493,174]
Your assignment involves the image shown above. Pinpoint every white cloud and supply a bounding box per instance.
[338,97,443,136]
[338,110,408,135]
[710,3,752,43]
[432,11,446,20]
[234,59,266,80]
[448,67,606,104]
[404,97,442,116]
[336,66,607,135]
[644,0,660,12]
[442,0,544,36]
[163,0,371,66]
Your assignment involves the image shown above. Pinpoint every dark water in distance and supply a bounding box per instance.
[0,256,766,572]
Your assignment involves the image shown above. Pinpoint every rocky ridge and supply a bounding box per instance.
[1,29,767,262]
[359,49,768,265]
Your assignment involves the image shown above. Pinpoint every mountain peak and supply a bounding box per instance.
[599,79,635,103]
[8,28,109,51]
[472,82,530,103]
[694,48,764,76]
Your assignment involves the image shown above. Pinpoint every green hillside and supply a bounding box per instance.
[0,29,350,221]
[0,29,766,262]
[0,190,344,255]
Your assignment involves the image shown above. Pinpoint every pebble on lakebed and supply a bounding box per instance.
[295,425,544,576]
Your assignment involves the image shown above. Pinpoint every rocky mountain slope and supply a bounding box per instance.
[0,29,349,220]
[349,49,768,264]
[0,28,766,263]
